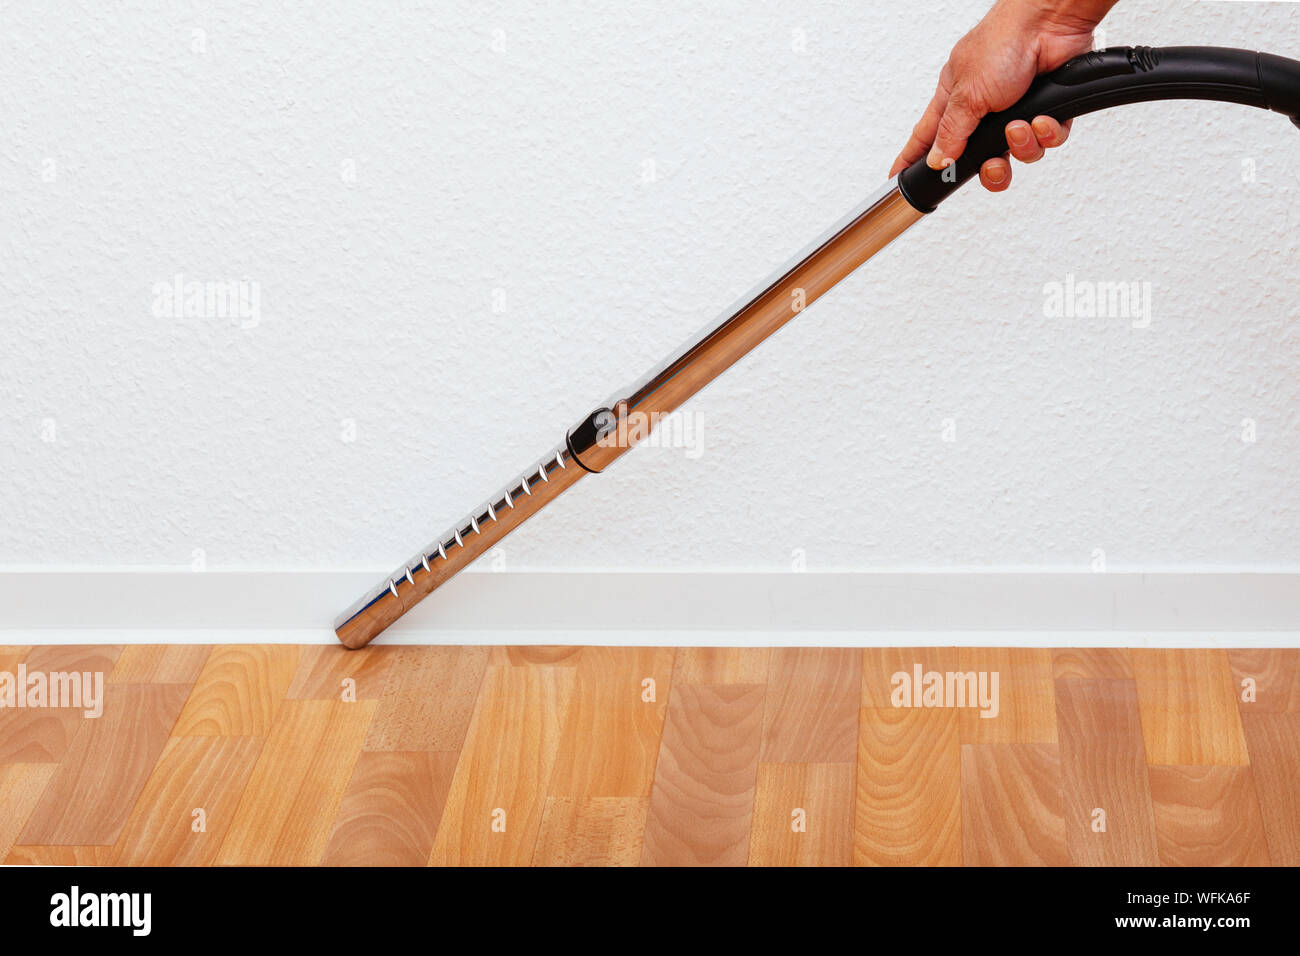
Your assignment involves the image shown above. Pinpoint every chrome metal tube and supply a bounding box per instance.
[567,179,924,473]
[334,444,584,648]
[335,179,924,647]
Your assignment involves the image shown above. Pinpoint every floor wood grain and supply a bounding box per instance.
[172,646,298,736]
[0,706,87,764]
[1132,649,1249,766]
[1054,678,1160,866]
[0,764,57,859]
[0,646,123,765]
[109,645,211,685]
[1052,648,1132,681]
[0,648,29,672]
[959,648,1057,745]
[4,845,117,866]
[1240,712,1300,865]
[674,647,769,686]
[321,751,457,866]
[24,645,121,677]
[1229,649,1300,713]
[533,796,648,866]
[429,665,574,866]
[287,645,396,701]
[214,699,376,865]
[960,743,1068,866]
[641,682,765,866]
[749,762,854,866]
[855,706,961,866]
[861,647,959,709]
[760,648,860,764]
[0,645,1292,866]
[365,646,489,752]
[18,683,189,846]
[1148,765,1270,866]
[490,645,584,668]
[547,647,674,798]
[113,736,264,866]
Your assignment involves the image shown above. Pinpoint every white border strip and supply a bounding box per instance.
[4,629,1299,647]
[0,570,1296,645]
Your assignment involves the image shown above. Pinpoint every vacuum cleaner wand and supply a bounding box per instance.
[336,46,1300,648]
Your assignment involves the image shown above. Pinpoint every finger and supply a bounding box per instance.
[1004,119,1045,163]
[928,88,982,169]
[980,155,1012,192]
[890,82,951,176]
[1030,115,1072,149]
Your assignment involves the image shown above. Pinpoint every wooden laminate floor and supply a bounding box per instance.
[0,645,1296,866]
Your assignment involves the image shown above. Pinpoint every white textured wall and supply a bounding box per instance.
[3,1,1298,572]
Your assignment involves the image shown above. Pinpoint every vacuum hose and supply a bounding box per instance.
[899,46,1300,212]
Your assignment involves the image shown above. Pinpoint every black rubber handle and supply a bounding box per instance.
[898,45,1300,213]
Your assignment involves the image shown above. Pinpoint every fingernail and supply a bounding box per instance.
[986,164,1006,184]
[1031,117,1053,141]
[1008,123,1031,147]
[927,145,946,169]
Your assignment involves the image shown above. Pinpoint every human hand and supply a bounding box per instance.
[889,0,1117,191]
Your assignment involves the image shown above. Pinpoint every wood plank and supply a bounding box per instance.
[547,647,674,798]
[674,648,769,685]
[489,646,583,668]
[533,797,648,866]
[641,682,765,866]
[748,762,853,866]
[365,646,489,752]
[861,647,959,708]
[429,665,575,866]
[1148,765,1270,866]
[113,736,264,866]
[0,706,86,764]
[960,743,1068,866]
[854,706,961,866]
[959,648,1057,744]
[24,645,122,675]
[1240,713,1300,865]
[0,645,124,763]
[0,764,57,859]
[109,645,211,684]
[214,700,376,865]
[1053,648,1132,680]
[4,845,116,866]
[0,648,28,740]
[287,645,396,700]
[1132,649,1249,765]
[171,646,299,736]
[1229,649,1300,713]
[320,751,457,866]
[760,648,859,763]
[19,683,189,845]
[1054,678,1159,865]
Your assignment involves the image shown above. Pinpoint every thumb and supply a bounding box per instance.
[927,89,983,169]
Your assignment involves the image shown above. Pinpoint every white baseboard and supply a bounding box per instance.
[0,569,1297,646]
